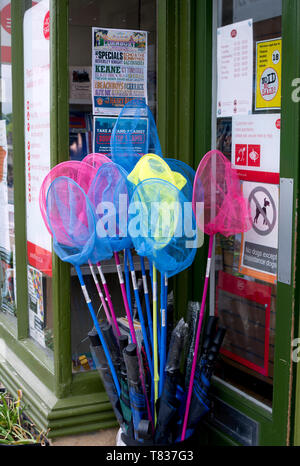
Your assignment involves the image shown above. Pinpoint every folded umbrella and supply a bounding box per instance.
[118,334,134,439]
[180,325,226,440]
[154,318,188,445]
[88,329,124,427]
[123,343,150,443]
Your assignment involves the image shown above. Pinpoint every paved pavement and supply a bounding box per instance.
[50,428,119,446]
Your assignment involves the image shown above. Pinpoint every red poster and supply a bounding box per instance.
[216,271,271,376]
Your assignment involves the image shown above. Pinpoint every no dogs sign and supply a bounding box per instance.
[239,181,279,284]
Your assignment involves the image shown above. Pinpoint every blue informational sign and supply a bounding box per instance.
[93,116,148,155]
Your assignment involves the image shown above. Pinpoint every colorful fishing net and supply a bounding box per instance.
[87,162,132,253]
[127,153,187,191]
[110,99,162,173]
[192,150,251,236]
[39,160,97,235]
[128,178,197,278]
[46,176,96,266]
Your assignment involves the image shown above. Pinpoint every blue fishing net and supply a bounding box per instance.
[46,176,96,266]
[88,162,132,252]
[164,158,195,201]
[110,99,163,174]
[128,178,197,278]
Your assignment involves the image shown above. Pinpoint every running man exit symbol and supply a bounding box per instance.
[235,144,247,166]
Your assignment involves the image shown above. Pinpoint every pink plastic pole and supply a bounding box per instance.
[114,252,153,429]
[96,261,121,337]
[88,261,112,324]
[114,252,137,343]
[181,234,214,441]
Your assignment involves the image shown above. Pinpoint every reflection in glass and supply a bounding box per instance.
[213,0,282,407]
[0,0,16,318]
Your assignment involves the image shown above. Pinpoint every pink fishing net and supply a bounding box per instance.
[192,150,251,237]
[46,176,96,266]
[39,161,97,234]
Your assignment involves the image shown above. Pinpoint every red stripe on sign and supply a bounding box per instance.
[27,242,52,276]
[1,46,11,63]
[234,169,280,184]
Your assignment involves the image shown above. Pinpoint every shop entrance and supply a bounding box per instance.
[197,0,298,445]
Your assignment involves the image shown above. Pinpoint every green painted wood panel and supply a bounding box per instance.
[50,0,72,399]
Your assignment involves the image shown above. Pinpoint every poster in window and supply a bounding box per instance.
[69,66,92,104]
[24,0,52,276]
[93,115,148,155]
[255,38,282,111]
[0,120,15,316]
[231,114,281,184]
[239,181,279,284]
[217,19,253,117]
[28,266,46,348]
[92,28,148,115]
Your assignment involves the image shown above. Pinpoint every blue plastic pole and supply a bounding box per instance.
[140,256,153,350]
[149,259,161,358]
[75,265,121,396]
[127,250,154,381]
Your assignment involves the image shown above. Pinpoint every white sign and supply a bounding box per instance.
[233,0,282,24]
[24,0,52,275]
[0,120,9,253]
[0,119,9,255]
[92,27,148,115]
[69,66,92,104]
[217,19,253,117]
[239,181,278,284]
[231,114,281,184]
[28,266,46,348]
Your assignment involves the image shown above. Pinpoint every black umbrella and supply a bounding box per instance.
[100,321,122,381]
[123,343,151,443]
[88,329,124,427]
[154,318,188,445]
[118,334,134,439]
[181,324,226,440]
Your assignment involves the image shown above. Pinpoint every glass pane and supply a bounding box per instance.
[68,0,157,372]
[0,0,16,321]
[24,0,54,353]
[212,0,282,407]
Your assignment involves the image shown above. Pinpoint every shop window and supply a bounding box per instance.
[68,0,157,373]
[213,0,282,407]
[24,0,53,353]
[0,1,16,322]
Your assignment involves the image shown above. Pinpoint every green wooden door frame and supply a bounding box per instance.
[157,0,197,319]
[190,0,300,446]
[50,0,72,400]
[8,0,300,442]
[284,0,300,447]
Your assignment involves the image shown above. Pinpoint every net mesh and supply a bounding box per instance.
[46,177,96,266]
[128,178,197,277]
[88,162,132,253]
[192,150,251,237]
[110,99,162,173]
[82,152,112,170]
[164,158,195,201]
[40,161,97,235]
[127,153,187,191]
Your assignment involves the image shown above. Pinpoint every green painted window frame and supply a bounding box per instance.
[7,2,300,445]
[191,0,300,446]
[0,0,56,393]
